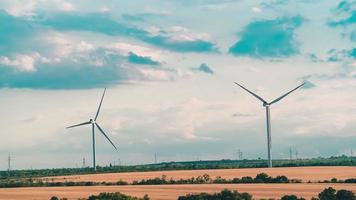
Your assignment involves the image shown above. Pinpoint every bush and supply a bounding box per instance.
[319,187,337,200]
[87,192,149,200]
[336,189,356,200]
[281,195,305,200]
[177,189,252,200]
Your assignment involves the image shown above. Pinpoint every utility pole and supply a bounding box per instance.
[238,149,243,160]
[154,153,157,164]
[351,149,353,158]
[82,157,86,168]
[7,154,11,171]
[295,150,298,160]
[289,147,293,160]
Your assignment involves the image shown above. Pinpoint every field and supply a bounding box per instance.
[1,184,356,200]
[2,166,356,200]
[40,166,356,183]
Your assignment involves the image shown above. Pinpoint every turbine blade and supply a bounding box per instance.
[95,123,118,150]
[234,82,267,104]
[269,82,305,105]
[94,88,106,121]
[66,121,91,129]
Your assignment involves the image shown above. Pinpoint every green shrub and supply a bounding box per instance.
[281,195,305,200]
[319,187,337,200]
[336,189,356,200]
[87,192,149,200]
[177,189,252,200]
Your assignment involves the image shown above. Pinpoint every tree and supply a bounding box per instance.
[50,197,59,200]
[336,189,355,200]
[281,195,305,200]
[319,187,337,200]
[255,173,270,183]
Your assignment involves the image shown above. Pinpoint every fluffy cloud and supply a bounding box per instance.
[192,63,214,74]
[0,54,37,71]
[0,10,182,89]
[0,0,75,17]
[328,1,355,42]
[40,13,217,53]
[329,11,356,26]
[0,46,175,89]
[229,16,303,58]
[127,52,160,65]
[0,55,125,89]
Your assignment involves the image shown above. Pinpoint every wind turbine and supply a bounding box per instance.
[234,82,305,168]
[67,88,118,171]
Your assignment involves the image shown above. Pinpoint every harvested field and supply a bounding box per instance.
[41,166,356,183]
[0,183,356,200]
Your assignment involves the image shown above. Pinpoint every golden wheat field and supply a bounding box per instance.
[1,166,356,200]
[0,183,356,200]
[40,166,356,183]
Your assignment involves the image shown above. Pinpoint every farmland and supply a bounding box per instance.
[0,166,355,199]
[0,183,356,200]
[40,166,356,183]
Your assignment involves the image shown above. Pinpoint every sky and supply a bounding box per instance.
[0,0,355,170]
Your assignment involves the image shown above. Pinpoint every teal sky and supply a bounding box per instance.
[0,0,355,169]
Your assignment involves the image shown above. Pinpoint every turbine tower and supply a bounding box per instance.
[67,88,118,171]
[234,82,305,168]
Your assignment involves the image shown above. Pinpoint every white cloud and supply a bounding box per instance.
[76,41,95,53]
[252,7,262,13]
[0,0,75,17]
[134,68,175,82]
[55,0,75,11]
[0,54,37,71]
[108,42,163,61]
[147,26,212,42]
[1,0,38,17]
[99,6,111,12]
[167,26,212,42]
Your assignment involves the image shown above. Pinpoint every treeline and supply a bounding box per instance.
[0,173,301,188]
[49,187,356,200]
[319,177,356,183]
[50,192,149,200]
[1,155,355,180]
[133,173,301,185]
[178,187,355,200]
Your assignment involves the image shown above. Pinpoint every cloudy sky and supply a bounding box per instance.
[0,0,355,170]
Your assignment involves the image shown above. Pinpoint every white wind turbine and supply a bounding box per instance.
[234,82,305,168]
[67,88,118,171]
